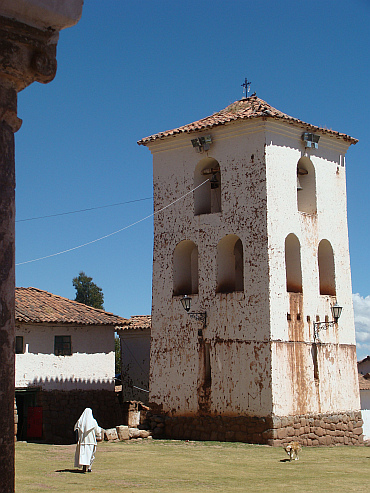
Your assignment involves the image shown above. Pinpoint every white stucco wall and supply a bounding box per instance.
[15,323,115,390]
[265,121,360,416]
[148,115,359,419]
[149,120,272,416]
[361,408,370,440]
[119,328,150,403]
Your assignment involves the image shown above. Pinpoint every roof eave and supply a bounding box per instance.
[138,114,358,147]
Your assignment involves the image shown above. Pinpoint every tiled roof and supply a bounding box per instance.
[117,315,151,331]
[138,95,358,145]
[359,373,370,391]
[358,356,370,365]
[15,287,128,326]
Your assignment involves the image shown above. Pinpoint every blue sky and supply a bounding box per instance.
[14,1,370,358]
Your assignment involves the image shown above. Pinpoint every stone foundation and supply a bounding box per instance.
[25,390,123,444]
[162,411,364,446]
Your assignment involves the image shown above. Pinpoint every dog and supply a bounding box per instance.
[284,441,302,461]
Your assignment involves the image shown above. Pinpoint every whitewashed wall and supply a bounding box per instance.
[150,120,272,416]
[265,122,360,416]
[148,116,360,418]
[15,323,115,390]
[119,328,150,403]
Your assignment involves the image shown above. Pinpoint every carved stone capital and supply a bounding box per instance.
[0,16,58,92]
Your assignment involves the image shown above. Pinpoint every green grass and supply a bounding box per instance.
[16,440,370,492]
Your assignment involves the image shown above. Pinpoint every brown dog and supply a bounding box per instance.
[284,441,302,461]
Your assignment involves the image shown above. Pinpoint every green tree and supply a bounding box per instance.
[72,271,104,309]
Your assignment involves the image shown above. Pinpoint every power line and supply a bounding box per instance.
[16,197,153,223]
[16,180,208,266]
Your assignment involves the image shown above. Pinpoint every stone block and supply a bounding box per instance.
[262,429,276,440]
[316,427,324,437]
[139,430,151,439]
[105,428,118,441]
[353,427,363,436]
[235,431,247,442]
[116,425,130,441]
[277,428,287,439]
[286,426,295,437]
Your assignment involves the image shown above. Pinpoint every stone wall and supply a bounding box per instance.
[36,390,123,444]
[161,411,364,446]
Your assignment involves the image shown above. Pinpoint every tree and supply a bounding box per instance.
[72,271,104,309]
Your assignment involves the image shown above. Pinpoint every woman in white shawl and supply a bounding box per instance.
[74,408,101,473]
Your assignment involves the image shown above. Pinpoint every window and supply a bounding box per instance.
[285,233,302,293]
[173,240,198,295]
[318,239,336,296]
[15,336,24,354]
[216,235,244,293]
[54,335,72,356]
[194,157,221,215]
[297,156,316,214]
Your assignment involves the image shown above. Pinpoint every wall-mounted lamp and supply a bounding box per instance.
[181,295,207,336]
[191,135,213,153]
[313,302,343,341]
[302,132,320,149]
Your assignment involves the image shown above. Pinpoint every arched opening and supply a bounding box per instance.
[194,157,221,215]
[297,156,317,214]
[173,240,198,295]
[285,233,302,293]
[216,235,244,293]
[318,240,336,296]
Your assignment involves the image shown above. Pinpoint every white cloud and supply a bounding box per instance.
[353,293,370,359]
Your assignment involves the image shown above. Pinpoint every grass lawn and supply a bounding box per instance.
[16,439,370,492]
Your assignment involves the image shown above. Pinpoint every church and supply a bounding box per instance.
[138,94,363,445]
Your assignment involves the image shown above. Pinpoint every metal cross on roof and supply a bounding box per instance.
[241,77,251,99]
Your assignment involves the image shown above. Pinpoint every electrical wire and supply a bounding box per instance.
[16,197,153,223]
[16,180,208,266]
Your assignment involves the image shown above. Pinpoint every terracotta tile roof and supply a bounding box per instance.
[15,287,128,326]
[138,95,358,146]
[358,355,370,365]
[117,315,151,331]
[359,373,370,391]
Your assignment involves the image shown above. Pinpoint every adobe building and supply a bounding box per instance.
[138,94,363,446]
[15,287,126,443]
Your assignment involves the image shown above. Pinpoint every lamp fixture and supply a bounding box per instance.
[313,302,343,341]
[181,295,207,336]
[302,132,320,149]
[191,135,213,153]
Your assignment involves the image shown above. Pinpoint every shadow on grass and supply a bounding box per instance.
[55,469,85,474]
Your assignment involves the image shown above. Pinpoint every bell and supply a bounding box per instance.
[297,175,303,191]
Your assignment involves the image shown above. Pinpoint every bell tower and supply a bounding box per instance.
[139,95,363,446]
